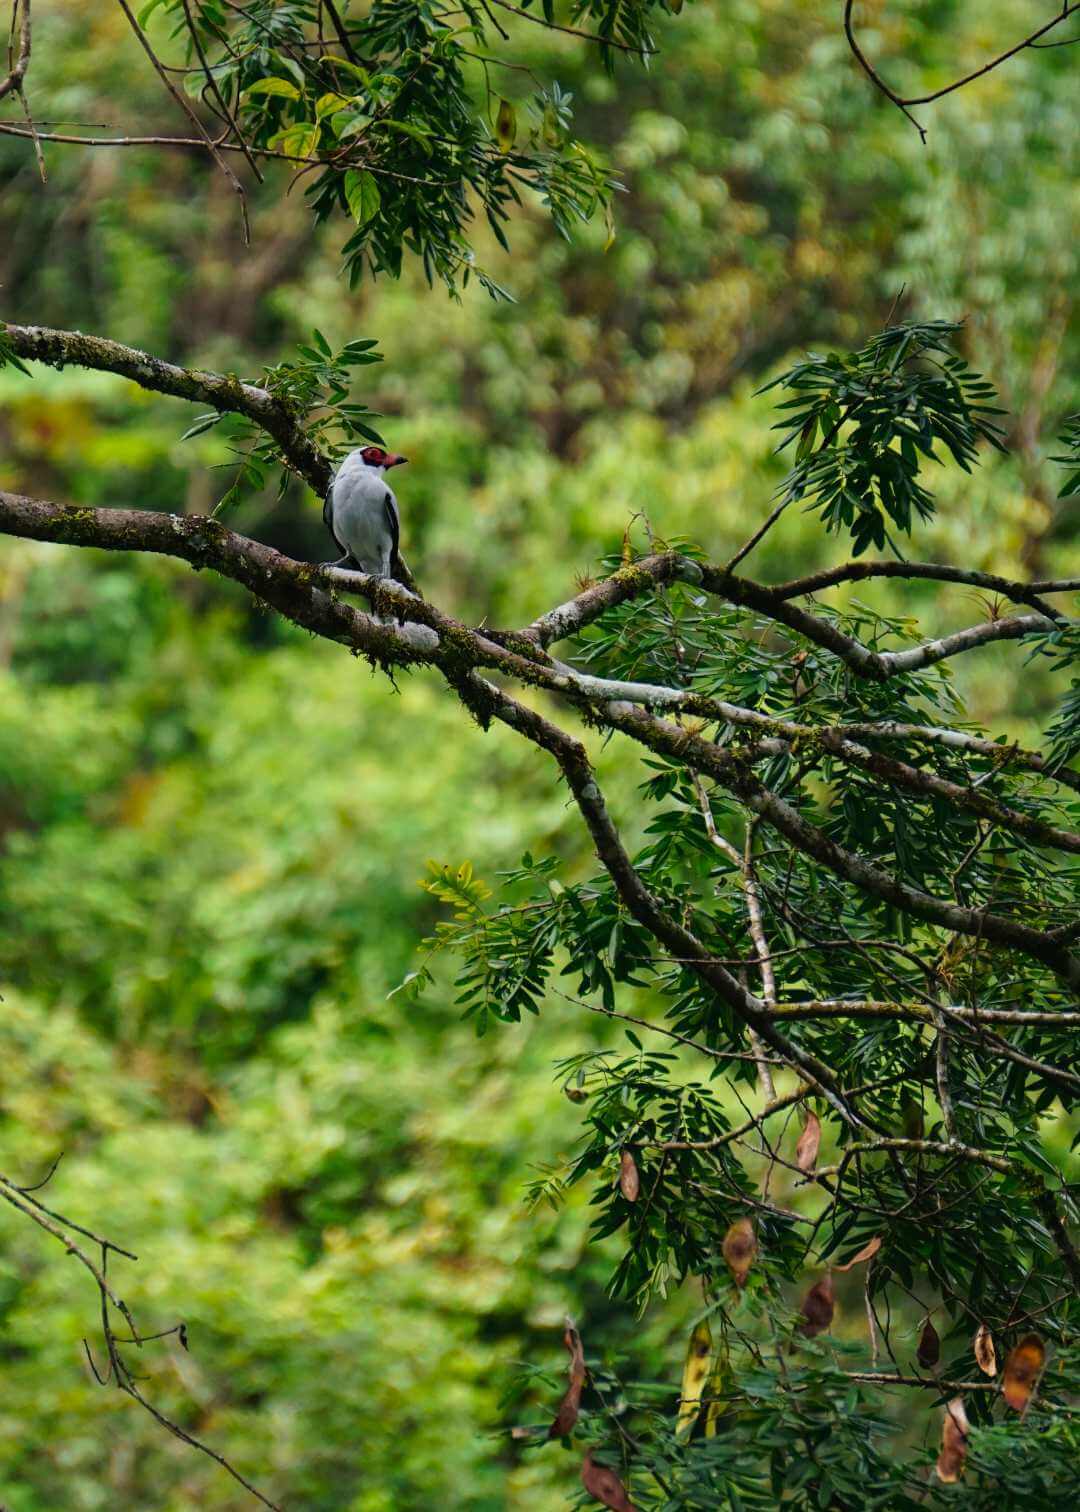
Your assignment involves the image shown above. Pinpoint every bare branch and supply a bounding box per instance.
[844,0,1080,135]
[773,558,1079,617]
[1,321,331,490]
[114,0,251,241]
[0,0,31,103]
[0,1170,281,1509]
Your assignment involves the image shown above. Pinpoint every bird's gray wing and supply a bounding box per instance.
[383,488,401,571]
[323,475,347,556]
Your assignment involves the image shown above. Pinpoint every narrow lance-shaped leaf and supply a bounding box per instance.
[549,1318,586,1439]
[833,1235,882,1272]
[676,1319,713,1440]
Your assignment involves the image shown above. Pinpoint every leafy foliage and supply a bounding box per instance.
[193,328,384,513]
[412,336,1080,1503]
[763,320,1007,554]
[1051,412,1080,500]
[1029,621,1080,774]
[150,0,638,294]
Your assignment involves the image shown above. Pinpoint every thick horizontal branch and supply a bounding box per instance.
[523,552,701,646]
[773,558,1079,617]
[5,491,1076,992]
[770,999,1080,1028]
[519,549,1072,684]
[1,321,331,492]
[0,492,433,660]
[2,322,1069,691]
[774,999,1080,1096]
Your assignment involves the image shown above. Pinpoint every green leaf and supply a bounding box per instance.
[344,169,381,226]
[244,77,302,102]
[0,331,31,376]
[179,412,223,441]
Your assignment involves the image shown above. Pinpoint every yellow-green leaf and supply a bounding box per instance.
[316,91,352,119]
[495,99,517,153]
[269,123,321,162]
[676,1319,713,1439]
[245,77,301,102]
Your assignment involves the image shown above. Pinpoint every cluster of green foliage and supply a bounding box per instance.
[408,330,1080,1507]
[1,2,1078,1509]
[142,0,639,295]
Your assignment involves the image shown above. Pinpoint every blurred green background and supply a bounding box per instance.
[1,2,1078,1507]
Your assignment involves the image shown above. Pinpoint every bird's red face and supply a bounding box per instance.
[360,446,407,469]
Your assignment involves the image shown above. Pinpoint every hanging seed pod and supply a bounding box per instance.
[619,1148,640,1203]
[494,98,517,153]
[798,1272,835,1337]
[721,1218,757,1288]
[973,1322,997,1377]
[581,1451,639,1512]
[548,1319,586,1439]
[795,1111,821,1173]
[1002,1334,1045,1412]
[936,1397,970,1483]
[917,1317,941,1370]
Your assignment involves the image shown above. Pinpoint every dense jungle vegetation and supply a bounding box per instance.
[1,3,1078,1508]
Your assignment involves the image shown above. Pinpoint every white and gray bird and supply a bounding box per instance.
[323,445,408,581]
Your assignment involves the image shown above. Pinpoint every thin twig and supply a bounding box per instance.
[114,0,250,242]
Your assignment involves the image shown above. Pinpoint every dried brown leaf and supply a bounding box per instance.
[1002,1333,1045,1412]
[935,1396,970,1484]
[798,1272,835,1338]
[973,1322,997,1377]
[581,1451,639,1512]
[548,1318,586,1439]
[619,1148,640,1203]
[721,1217,757,1288]
[917,1317,941,1370]
[832,1235,882,1272]
[795,1111,821,1173]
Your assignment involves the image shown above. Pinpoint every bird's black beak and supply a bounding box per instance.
[386,453,407,468]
